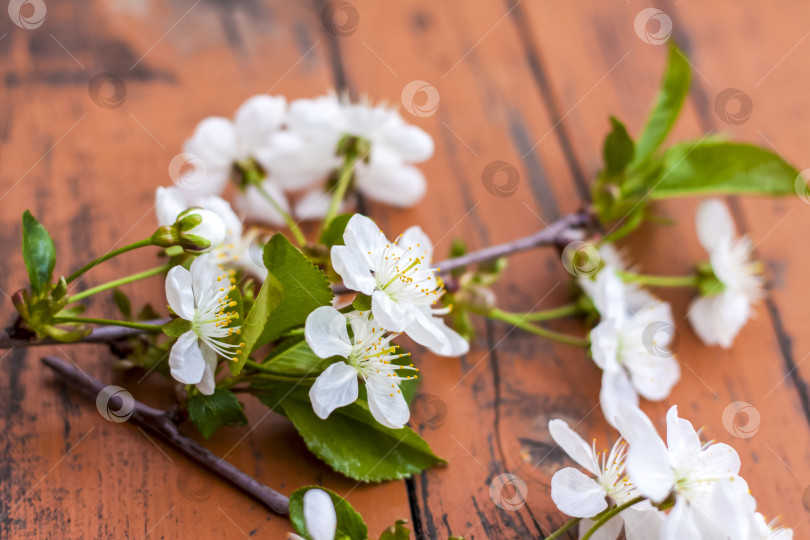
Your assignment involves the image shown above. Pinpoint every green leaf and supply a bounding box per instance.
[379,520,411,540]
[22,210,56,296]
[603,116,635,176]
[258,233,333,345]
[262,336,334,376]
[231,273,283,375]
[188,389,248,439]
[255,381,445,482]
[289,486,368,540]
[162,317,191,338]
[631,43,691,167]
[651,141,800,198]
[352,294,372,312]
[113,289,132,320]
[319,213,353,247]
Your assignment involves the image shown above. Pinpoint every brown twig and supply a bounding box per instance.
[40,355,290,516]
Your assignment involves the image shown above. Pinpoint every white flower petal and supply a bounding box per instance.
[628,354,680,402]
[548,419,600,475]
[305,306,353,359]
[398,225,433,263]
[626,433,674,503]
[190,253,219,305]
[661,497,701,540]
[178,166,232,202]
[343,214,384,262]
[614,402,658,446]
[169,331,206,384]
[695,198,736,253]
[331,245,376,296]
[599,365,638,429]
[380,124,434,163]
[184,116,239,171]
[196,343,219,395]
[234,181,291,226]
[623,506,663,540]
[371,290,410,333]
[366,376,410,429]
[233,95,286,157]
[578,514,624,540]
[199,196,243,243]
[550,467,608,518]
[590,319,620,370]
[302,488,337,540]
[665,405,702,461]
[687,291,749,348]
[155,186,188,226]
[165,266,195,320]
[308,362,359,419]
[403,310,450,354]
[182,208,227,249]
[260,131,338,191]
[430,317,469,357]
[696,443,741,480]
[355,163,427,208]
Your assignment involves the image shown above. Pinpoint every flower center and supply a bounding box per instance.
[349,324,419,397]
[372,240,443,306]
[193,269,244,360]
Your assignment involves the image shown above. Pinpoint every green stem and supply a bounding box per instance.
[323,151,358,230]
[52,316,164,332]
[545,518,581,540]
[616,270,698,288]
[68,263,172,303]
[581,496,645,540]
[66,238,155,283]
[242,361,316,380]
[475,307,590,348]
[254,182,307,246]
[518,303,582,322]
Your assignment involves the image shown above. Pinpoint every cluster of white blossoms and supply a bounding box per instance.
[175,92,433,224]
[581,199,764,428]
[579,244,680,428]
[550,404,793,539]
[304,215,468,429]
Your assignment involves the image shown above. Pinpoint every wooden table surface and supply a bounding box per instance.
[1,1,809,538]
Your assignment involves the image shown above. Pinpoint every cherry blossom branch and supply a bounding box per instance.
[40,355,290,516]
[1,208,594,348]
[332,208,594,295]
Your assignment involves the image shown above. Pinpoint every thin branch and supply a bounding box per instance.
[0,319,171,348]
[40,355,290,516]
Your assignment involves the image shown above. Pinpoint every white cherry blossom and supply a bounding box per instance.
[164,254,243,395]
[687,198,763,348]
[549,418,663,540]
[331,214,468,357]
[305,306,418,429]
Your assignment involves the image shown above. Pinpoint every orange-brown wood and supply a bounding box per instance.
[0,1,808,538]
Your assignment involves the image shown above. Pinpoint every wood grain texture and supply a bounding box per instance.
[0,1,807,538]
